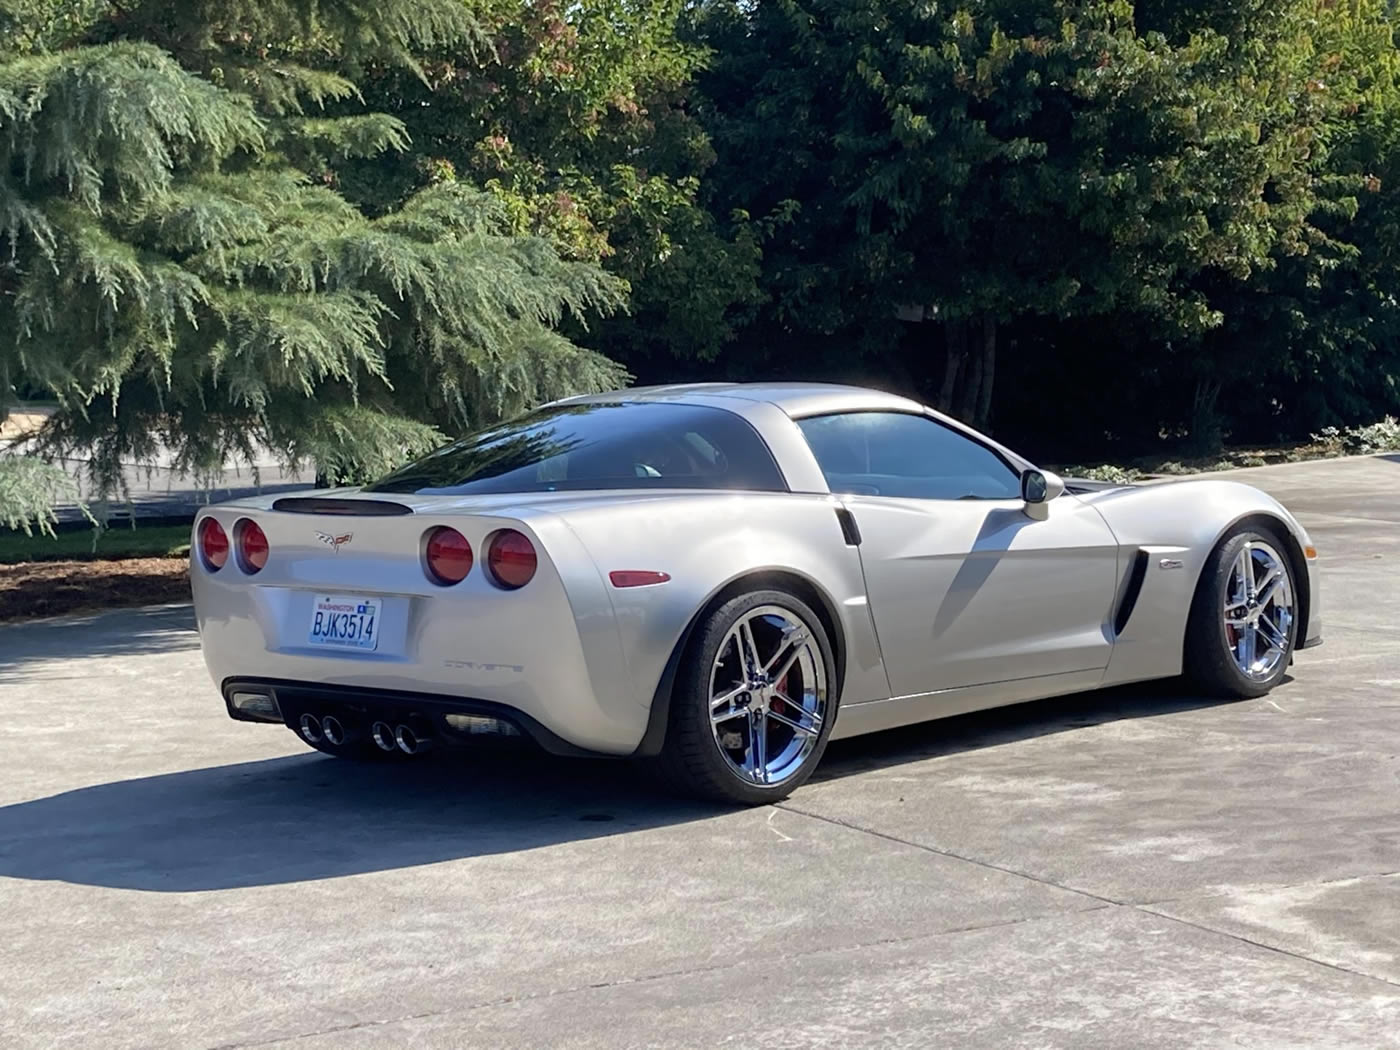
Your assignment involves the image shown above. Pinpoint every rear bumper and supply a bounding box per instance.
[193,555,652,755]
[222,678,608,758]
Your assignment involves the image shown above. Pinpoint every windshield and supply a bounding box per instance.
[367,402,788,495]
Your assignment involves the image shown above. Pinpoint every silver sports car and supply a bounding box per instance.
[192,383,1321,803]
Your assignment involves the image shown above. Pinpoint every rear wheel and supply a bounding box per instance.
[654,589,837,805]
[1185,527,1299,698]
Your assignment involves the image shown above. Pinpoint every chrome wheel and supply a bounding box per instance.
[1223,540,1295,681]
[708,605,829,787]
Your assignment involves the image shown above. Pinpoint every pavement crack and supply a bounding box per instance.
[774,801,1127,910]
[199,906,1103,1050]
[1136,906,1400,992]
[1137,868,1400,909]
[777,804,1400,996]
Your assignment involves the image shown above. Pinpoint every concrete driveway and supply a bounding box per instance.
[2,456,1398,1049]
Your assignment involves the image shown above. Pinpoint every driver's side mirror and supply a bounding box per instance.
[1021,468,1065,509]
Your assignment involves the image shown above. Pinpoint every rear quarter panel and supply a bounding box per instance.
[545,492,891,717]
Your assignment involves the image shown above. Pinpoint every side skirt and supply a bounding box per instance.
[830,668,1108,741]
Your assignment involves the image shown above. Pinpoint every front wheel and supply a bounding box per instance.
[654,590,837,805]
[1185,528,1299,699]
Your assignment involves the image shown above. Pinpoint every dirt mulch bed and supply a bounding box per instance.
[0,558,191,622]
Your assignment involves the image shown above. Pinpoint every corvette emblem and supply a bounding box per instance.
[315,531,354,552]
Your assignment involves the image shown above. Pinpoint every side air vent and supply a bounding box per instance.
[835,507,862,546]
[1113,549,1151,636]
[271,497,413,516]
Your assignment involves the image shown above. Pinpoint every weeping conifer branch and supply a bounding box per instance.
[0,2,628,527]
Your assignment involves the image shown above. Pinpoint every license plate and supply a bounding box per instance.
[308,595,381,651]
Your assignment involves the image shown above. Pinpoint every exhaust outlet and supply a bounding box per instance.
[394,723,433,755]
[321,715,349,747]
[371,721,398,753]
[298,713,324,745]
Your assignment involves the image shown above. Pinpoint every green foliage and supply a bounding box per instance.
[0,454,83,535]
[691,0,1372,436]
[344,0,763,366]
[0,0,628,520]
[4,0,1400,502]
[1066,464,1138,485]
[1313,416,1400,455]
[0,0,108,55]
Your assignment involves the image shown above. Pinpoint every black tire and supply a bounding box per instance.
[652,589,838,805]
[1185,526,1299,699]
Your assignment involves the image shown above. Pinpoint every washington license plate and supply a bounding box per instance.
[308,595,381,651]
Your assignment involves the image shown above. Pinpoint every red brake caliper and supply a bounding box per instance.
[771,673,789,716]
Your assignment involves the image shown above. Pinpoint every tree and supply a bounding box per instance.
[1201,0,1400,441]
[693,0,1371,443]
[341,0,765,374]
[0,0,626,529]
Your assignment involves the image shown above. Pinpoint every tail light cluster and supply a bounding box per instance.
[424,526,473,585]
[199,515,539,590]
[198,517,268,574]
[424,526,537,589]
[236,519,269,573]
[486,529,537,589]
[197,517,229,571]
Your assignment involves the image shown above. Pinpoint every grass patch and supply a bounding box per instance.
[0,523,191,565]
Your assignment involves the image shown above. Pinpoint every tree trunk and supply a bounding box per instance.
[936,321,968,413]
[1188,377,1224,456]
[956,334,982,422]
[974,315,997,432]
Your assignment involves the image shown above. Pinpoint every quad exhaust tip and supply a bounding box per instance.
[319,717,431,756]
[394,723,433,755]
[371,721,398,753]
[298,713,323,745]
[321,715,348,747]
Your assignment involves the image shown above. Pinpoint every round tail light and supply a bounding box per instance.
[198,517,229,571]
[425,526,473,585]
[487,529,537,589]
[236,518,269,573]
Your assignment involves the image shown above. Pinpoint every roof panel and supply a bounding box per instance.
[549,381,927,417]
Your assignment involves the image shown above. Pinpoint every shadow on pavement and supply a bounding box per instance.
[0,678,1249,893]
[0,748,727,892]
[0,605,196,684]
[814,678,1253,780]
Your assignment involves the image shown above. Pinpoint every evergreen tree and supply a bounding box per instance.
[0,0,626,530]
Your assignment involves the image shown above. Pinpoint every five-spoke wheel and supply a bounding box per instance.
[1222,540,1296,682]
[1187,527,1299,698]
[707,605,829,788]
[655,589,836,804]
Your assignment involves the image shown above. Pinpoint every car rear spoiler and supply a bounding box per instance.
[270,497,414,516]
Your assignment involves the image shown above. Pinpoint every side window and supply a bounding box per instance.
[796,412,1022,500]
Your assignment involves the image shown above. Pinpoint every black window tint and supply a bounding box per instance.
[368,402,786,495]
[797,412,1021,500]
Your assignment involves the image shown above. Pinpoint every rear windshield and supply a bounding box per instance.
[367,402,788,495]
